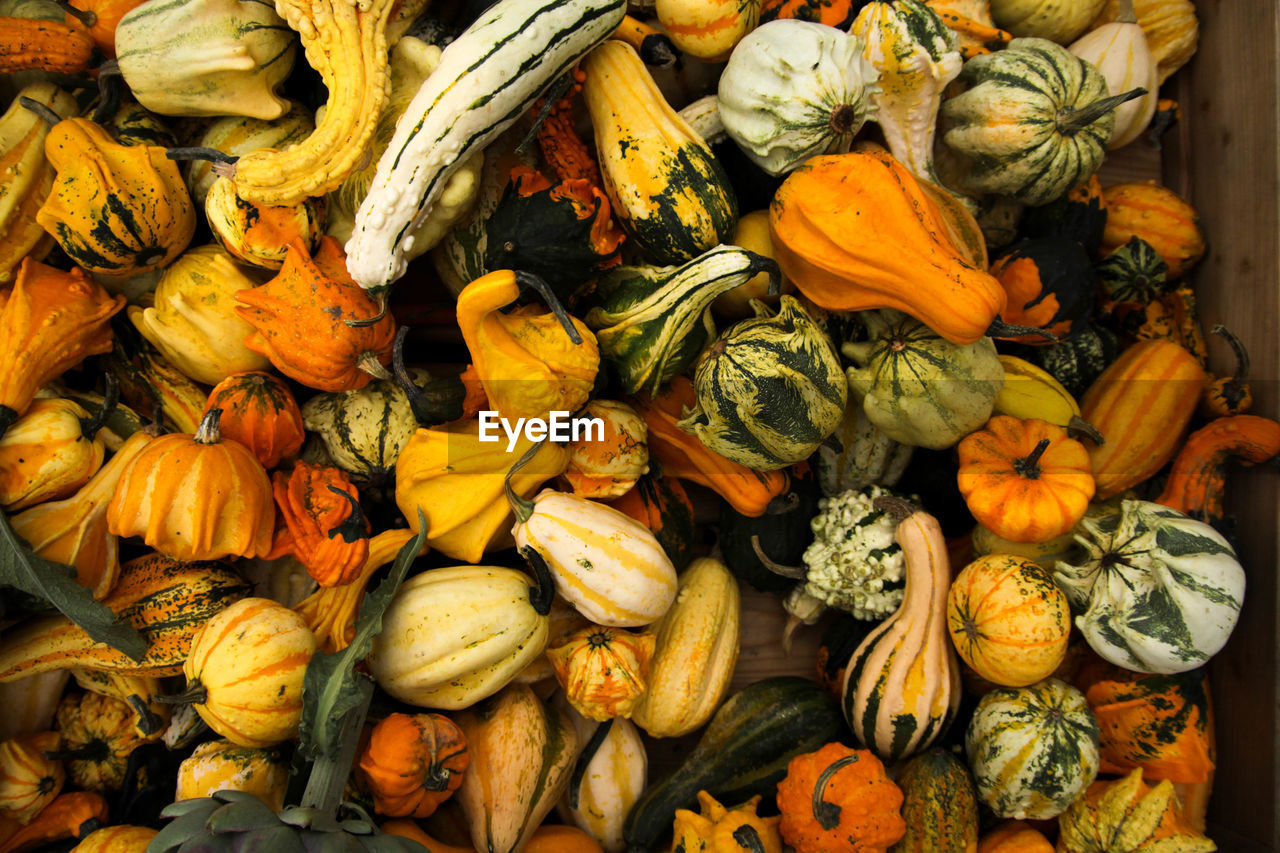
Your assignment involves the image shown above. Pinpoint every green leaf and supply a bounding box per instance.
[298,513,428,764]
[0,509,146,660]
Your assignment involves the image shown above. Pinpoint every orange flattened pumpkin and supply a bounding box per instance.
[775,742,905,853]
[204,371,306,469]
[358,713,469,819]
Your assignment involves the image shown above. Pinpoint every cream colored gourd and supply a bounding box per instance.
[630,557,740,738]
[850,1,962,185]
[454,683,579,853]
[512,490,678,628]
[129,245,272,385]
[990,0,1106,43]
[558,716,647,853]
[366,566,550,709]
[717,20,880,177]
[842,503,962,763]
[1069,0,1157,149]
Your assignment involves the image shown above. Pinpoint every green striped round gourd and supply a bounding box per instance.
[893,748,979,853]
[1096,235,1169,304]
[115,0,298,122]
[844,309,1003,450]
[1053,499,1244,675]
[299,373,424,486]
[1022,323,1119,398]
[964,678,1100,820]
[941,37,1128,206]
[679,295,846,471]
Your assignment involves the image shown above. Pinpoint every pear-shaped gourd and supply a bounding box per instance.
[844,309,1003,449]
[717,20,880,177]
[1068,0,1159,149]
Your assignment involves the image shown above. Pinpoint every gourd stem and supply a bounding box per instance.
[0,406,18,440]
[812,754,859,830]
[356,351,393,382]
[391,326,465,427]
[125,694,164,737]
[165,147,239,165]
[18,97,62,127]
[91,60,122,124]
[78,374,118,441]
[1116,0,1137,24]
[1067,416,1106,446]
[751,535,807,580]
[514,271,582,344]
[568,718,613,809]
[732,825,767,853]
[326,485,370,543]
[344,292,388,328]
[639,32,679,68]
[1015,438,1052,479]
[194,408,222,445]
[872,495,918,525]
[503,437,547,524]
[746,252,782,297]
[56,0,96,25]
[515,70,578,155]
[985,318,1059,342]
[155,681,208,707]
[1058,88,1147,135]
[43,739,110,763]
[520,545,556,616]
[1212,325,1250,382]
[423,761,454,793]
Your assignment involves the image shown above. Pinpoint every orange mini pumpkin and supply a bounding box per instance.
[1100,182,1205,279]
[357,712,469,819]
[269,461,370,587]
[775,742,905,853]
[204,372,306,469]
[956,416,1095,543]
[234,237,396,392]
[0,259,124,439]
[546,626,656,721]
[947,555,1072,687]
[106,408,274,562]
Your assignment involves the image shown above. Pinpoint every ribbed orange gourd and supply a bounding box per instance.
[106,409,275,562]
[0,732,64,824]
[956,416,1095,543]
[1079,340,1208,498]
[0,399,105,511]
[769,151,1008,345]
[0,260,124,438]
[269,461,369,587]
[0,15,94,74]
[1100,182,1204,279]
[775,742,905,853]
[947,555,1071,687]
[38,118,195,276]
[358,713,469,819]
[181,598,318,748]
[203,372,306,469]
[234,237,396,392]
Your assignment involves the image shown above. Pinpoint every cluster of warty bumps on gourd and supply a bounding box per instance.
[0,0,1259,849]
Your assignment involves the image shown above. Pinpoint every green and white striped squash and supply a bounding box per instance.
[679,295,847,471]
[345,0,627,291]
[299,373,425,486]
[843,309,1004,450]
[850,0,962,186]
[964,677,1100,820]
[1096,236,1169,304]
[582,39,738,267]
[813,404,912,497]
[1054,500,1245,675]
[584,245,780,396]
[941,38,1131,206]
[115,0,297,121]
[717,19,880,177]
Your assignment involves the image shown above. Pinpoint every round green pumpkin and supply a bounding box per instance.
[678,295,846,470]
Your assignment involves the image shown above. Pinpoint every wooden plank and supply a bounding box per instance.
[1171,1,1280,842]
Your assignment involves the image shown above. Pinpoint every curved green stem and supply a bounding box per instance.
[514,271,582,344]
[1058,87,1147,135]
[568,718,613,809]
[519,545,556,616]
[985,318,1060,342]
[813,754,860,830]
[503,437,548,524]
[78,374,119,441]
[344,292,388,328]
[1067,415,1106,446]
[18,97,62,127]
[326,486,370,543]
[751,535,806,580]
[154,680,208,707]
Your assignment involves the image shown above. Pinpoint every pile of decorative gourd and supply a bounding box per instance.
[0,0,1268,850]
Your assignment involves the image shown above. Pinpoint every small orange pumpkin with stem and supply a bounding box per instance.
[269,461,370,587]
[956,416,1095,544]
[204,372,306,470]
[947,555,1072,687]
[775,742,905,853]
[358,712,469,819]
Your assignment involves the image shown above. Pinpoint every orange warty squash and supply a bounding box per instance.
[0,732,64,824]
[1100,182,1205,279]
[234,237,397,392]
[107,409,275,562]
[769,151,1008,346]
[947,555,1071,687]
[1079,340,1208,498]
[1156,414,1280,524]
[203,372,306,469]
[956,416,1095,543]
[1086,671,1214,785]
[775,742,905,853]
[0,260,124,439]
[358,713,470,819]
[269,461,369,587]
